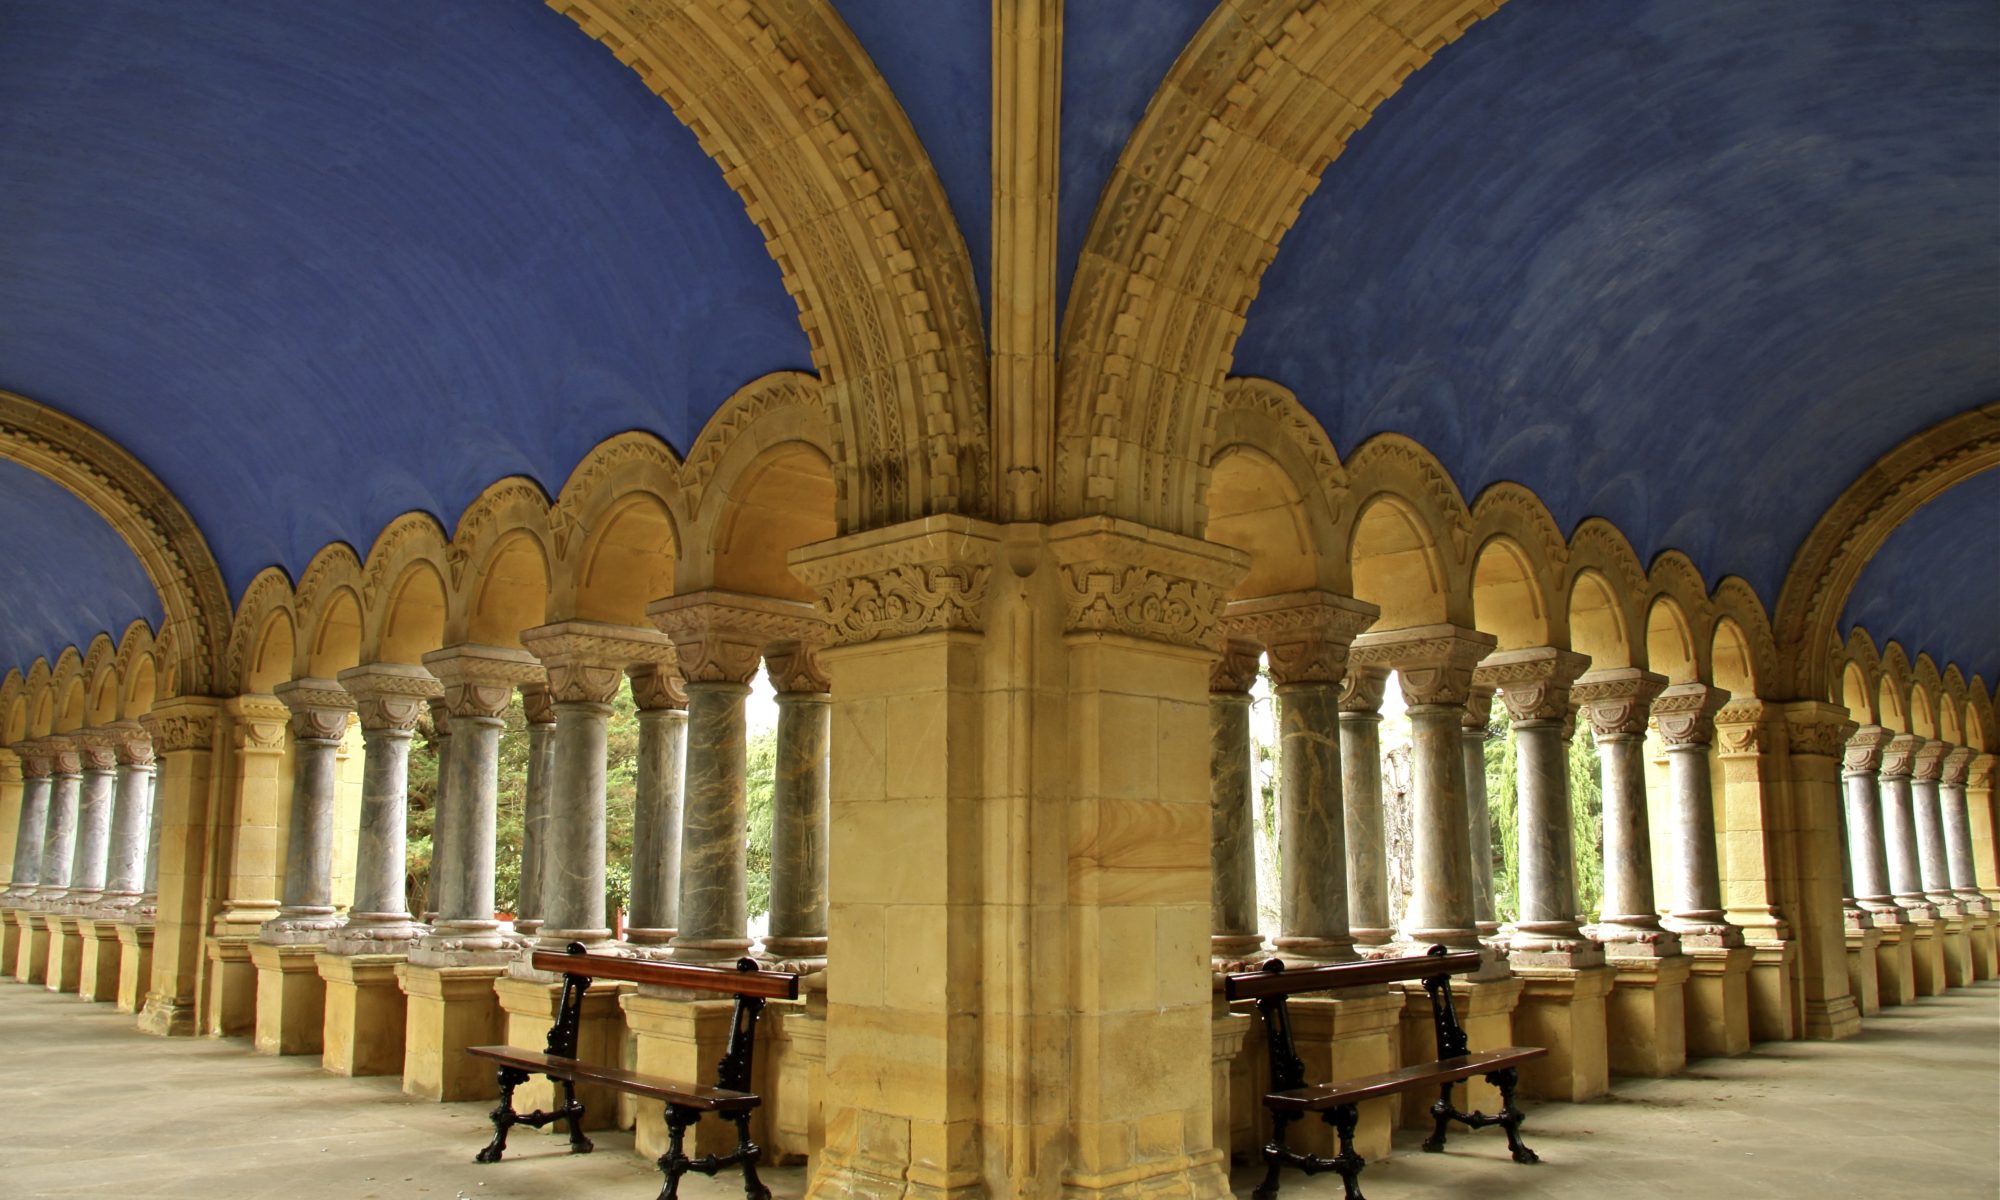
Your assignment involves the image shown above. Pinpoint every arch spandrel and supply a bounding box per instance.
[1348,494,1454,630]
[1470,535,1551,652]
[547,432,684,626]
[704,443,838,604]
[374,562,449,667]
[303,587,365,681]
[551,3,987,530]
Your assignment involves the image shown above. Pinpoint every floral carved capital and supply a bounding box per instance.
[274,678,356,742]
[1651,683,1729,749]
[627,663,689,711]
[1337,666,1389,714]
[788,516,998,645]
[1940,745,1973,787]
[73,729,121,773]
[649,593,825,686]
[1209,637,1263,695]
[1048,517,1248,651]
[1713,699,1771,756]
[1780,703,1856,760]
[138,700,222,755]
[1350,624,1498,708]
[1475,647,1591,723]
[226,695,291,753]
[422,644,548,717]
[1843,724,1888,774]
[337,663,444,734]
[1220,590,1378,687]
[761,642,830,696]
[1879,733,1918,780]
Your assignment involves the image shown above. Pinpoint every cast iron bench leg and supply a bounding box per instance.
[734,1112,771,1200]
[557,1076,593,1155]
[1324,1103,1366,1200]
[476,1066,530,1163]
[1487,1066,1539,1164]
[1422,1080,1454,1153]
[1252,1111,1295,1200]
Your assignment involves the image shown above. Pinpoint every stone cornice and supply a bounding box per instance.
[1779,702,1856,760]
[1573,668,1668,739]
[1349,624,1497,707]
[1476,646,1591,723]
[1843,724,1888,774]
[647,592,823,686]
[626,663,689,711]
[337,663,444,734]
[422,643,547,717]
[274,677,356,742]
[1879,733,1919,780]
[1209,638,1263,695]
[1220,590,1378,687]
[789,515,999,645]
[1337,665,1388,714]
[1940,746,1973,787]
[1651,682,1729,749]
[1911,738,1947,783]
[1048,516,1248,650]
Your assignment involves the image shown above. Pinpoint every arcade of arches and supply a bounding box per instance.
[1,3,1995,1197]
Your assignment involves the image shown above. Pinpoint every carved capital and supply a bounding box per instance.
[274,677,356,742]
[337,663,444,733]
[519,682,556,727]
[1349,624,1497,707]
[104,721,155,768]
[789,515,998,645]
[1573,668,1668,739]
[1476,646,1591,723]
[1879,733,1918,780]
[1778,702,1856,760]
[1651,683,1729,749]
[13,740,55,779]
[1970,753,1996,790]
[138,697,223,754]
[73,729,121,773]
[1713,699,1772,756]
[1048,516,1248,651]
[1911,738,1947,783]
[1209,637,1263,695]
[760,643,830,696]
[648,592,824,686]
[1461,684,1496,731]
[1941,746,1973,787]
[426,697,452,739]
[1337,665,1388,714]
[1220,590,1378,686]
[626,663,689,711]
[423,643,548,717]
[225,695,291,753]
[0,750,19,784]
[1843,724,1888,774]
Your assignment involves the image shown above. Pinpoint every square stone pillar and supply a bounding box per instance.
[76,917,121,1002]
[1604,954,1691,1077]
[1873,923,1917,1006]
[44,912,82,994]
[1778,703,1862,1039]
[1511,965,1615,1100]
[204,695,291,1037]
[1210,999,1256,1163]
[13,907,48,984]
[396,962,505,1101]
[493,975,634,1132]
[1844,925,1882,1015]
[318,952,409,1076]
[1684,946,1753,1059]
[248,941,327,1055]
[114,922,155,1013]
[136,698,223,1037]
[1712,700,1801,1042]
[762,987,828,1165]
[0,906,18,979]
[1908,917,1947,996]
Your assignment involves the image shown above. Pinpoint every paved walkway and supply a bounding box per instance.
[0,980,1994,1198]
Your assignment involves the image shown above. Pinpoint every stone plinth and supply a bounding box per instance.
[0,905,20,971]
[318,952,410,1076]
[1744,937,1798,1043]
[250,941,327,1055]
[1398,976,1523,1129]
[1939,916,1973,988]
[75,917,121,1002]
[1873,923,1916,1007]
[1605,954,1691,1077]
[1684,946,1753,1059]
[759,989,827,1165]
[1843,926,1882,1016]
[44,913,82,994]
[622,991,748,1160]
[493,976,633,1132]
[1511,965,1615,1101]
[114,922,155,1014]
[1966,911,1997,981]
[13,908,49,983]
[203,934,257,1037]
[396,962,505,1101]
[1907,918,1946,996]
[1213,1000,1257,1164]
[1284,990,1404,1160]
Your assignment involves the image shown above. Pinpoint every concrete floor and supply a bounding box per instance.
[0,982,1994,1199]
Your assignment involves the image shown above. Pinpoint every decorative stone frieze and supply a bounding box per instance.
[1783,704,1856,759]
[337,663,443,732]
[647,593,821,686]
[1208,637,1262,696]
[1843,725,1889,775]
[45,736,82,777]
[227,695,290,753]
[15,740,55,779]
[1476,647,1591,723]
[273,678,355,741]
[1712,700,1773,757]
[788,515,999,645]
[1651,683,1729,748]
[423,644,547,714]
[1047,515,1248,649]
[1219,590,1378,686]
[1349,624,1498,707]
[138,706,215,755]
[74,729,120,775]
[626,662,689,711]
[107,721,155,768]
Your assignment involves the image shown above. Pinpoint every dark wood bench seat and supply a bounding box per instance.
[467,943,799,1200]
[1223,945,1548,1200]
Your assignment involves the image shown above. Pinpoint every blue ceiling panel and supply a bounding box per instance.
[1234,0,2000,612]
[0,0,811,599]
[0,460,161,675]
[1843,470,2000,687]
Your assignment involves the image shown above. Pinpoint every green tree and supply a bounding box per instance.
[745,728,777,918]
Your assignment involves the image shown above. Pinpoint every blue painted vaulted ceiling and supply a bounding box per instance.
[0,0,1993,690]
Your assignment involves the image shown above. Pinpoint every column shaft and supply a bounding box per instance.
[325,660,432,955]
[1940,749,1985,909]
[37,763,81,901]
[1404,703,1477,946]
[8,771,51,895]
[1879,748,1929,916]
[1208,686,1260,963]
[540,700,612,945]
[1273,681,1351,961]
[1510,717,1596,963]
[66,749,117,906]
[674,681,752,960]
[104,753,155,903]
[627,702,688,947]
[765,691,830,963]
[1845,771,1895,911]
[513,700,555,936]
[1910,743,1956,910]
[1341,707,1390,948]
[1462,697,1497,935]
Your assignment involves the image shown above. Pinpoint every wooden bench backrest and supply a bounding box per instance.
[530,947,801,1000]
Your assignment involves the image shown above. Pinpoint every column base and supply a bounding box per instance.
[1510,965,1615,1101]
[1844,927,1882,1017]
[1801,990,1862,1042]
[203,934,258,1037]
[622,991,751,1161]
[318,952,410,1076]
[759,988,827,1165]
[396,962,505,1101]
[12,908,49,984]
[43,914,83,995]
[1284,989,1404,1157]
[1605,954,1692,1077]
[1212,997,1255,1164]
[1743,936,1798,1042]
[76,918,122,1002]
[1907,918,1947,997]
[1939,916,1974,988]
[493,976,634,1133]
[1873,923,1917,1007]
[249,941,328,1055]
[1398,976,1524,1128]
[1684,946,1753,1059]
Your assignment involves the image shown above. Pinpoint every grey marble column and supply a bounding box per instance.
[513,684,556,939]
[1653,683,1741,947]
[63,734,118,910]
[1878,734,1932,919]
[6,757,53,898]
[100,725,155,909]
[327,663,440,954]
[1339,668,1392,949]
[263,680,353,944]
[1461,686,1498,937]
[1208,640,1263,965]
[1841,727,1899,924]
[137,758,162,916]
[764,642,831,966]
[35,741,82,903]
[1274,680,1353,962]
[415,644,542,965]
[424,698,452,923]
[1576,669,1674,954]
[1938,747,1985,912]
[1910,740,1959,913]
[625,667,688,950]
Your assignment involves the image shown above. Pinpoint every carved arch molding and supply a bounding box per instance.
[0,390,232,696]
[1774,402,2000,701]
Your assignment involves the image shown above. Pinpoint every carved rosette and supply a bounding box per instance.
[274,678,356,742]
[1911,739,1947,783]
[1843,724,1889,775]
[761,642,831,696]
[1713,699,1772,757]
[788,516,998,646]
[1220,590,1379,687]
[73,729,121,774]
[1337,666,1388,715]
[1651,683,1729,749]
[1475,647,1591,724]
[1208,637,1263,696]
[1349,624,1498,708]
[336,663,444,734]
[519,620,675,704]
[1048,517,1248,651]
[138,700,220,755]
[520,682,556,727]
[1779,703,1855,760]
[627,663,690,711]
[648,592,825,687]
[1941,746,1973,787]
[227,695,291,753]
[422,644,547,717]
[1879,733,1918,780]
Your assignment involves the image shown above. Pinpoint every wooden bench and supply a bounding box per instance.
[468,942,799,1200]
[1223,944,1547,1200]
